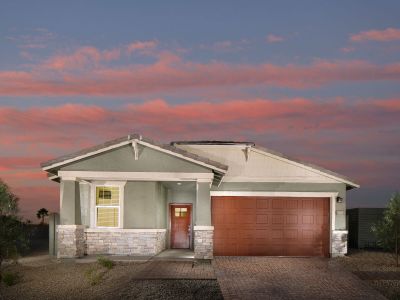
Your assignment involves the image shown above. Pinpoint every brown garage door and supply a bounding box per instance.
[212,196,330,257]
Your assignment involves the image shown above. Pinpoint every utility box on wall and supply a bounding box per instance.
[347,208,385,249]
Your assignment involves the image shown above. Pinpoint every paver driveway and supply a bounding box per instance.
[213,257,386,300]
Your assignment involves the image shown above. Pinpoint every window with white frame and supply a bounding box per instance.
[95,186,120,227]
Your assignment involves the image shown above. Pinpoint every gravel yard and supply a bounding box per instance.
[0,258,222,300]
[336,249,400,300]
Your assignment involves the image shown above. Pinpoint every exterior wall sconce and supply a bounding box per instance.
[336,196,343,203]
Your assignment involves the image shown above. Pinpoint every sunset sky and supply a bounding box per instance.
[1,1,399,221]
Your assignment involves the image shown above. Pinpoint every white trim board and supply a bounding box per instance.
[58,171,214,182]
[210,191,338,197]
[221,177,340,184]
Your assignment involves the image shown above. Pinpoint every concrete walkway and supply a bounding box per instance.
[213,257,386,300]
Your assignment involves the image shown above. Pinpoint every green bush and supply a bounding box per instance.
[97,256,114,269]
[85,267,104,286]
[2,271,19,286]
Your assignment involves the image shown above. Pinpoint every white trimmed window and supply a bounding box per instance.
[95,186,120,227]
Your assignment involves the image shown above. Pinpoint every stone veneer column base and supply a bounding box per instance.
[331,230,348,257]
[194,226,214,259]
[57,225,85,258]
[85,229,166,256]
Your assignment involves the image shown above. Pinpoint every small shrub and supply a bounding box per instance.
[2,271,19,286]
[97,256,114,269]
[85,267,104,286]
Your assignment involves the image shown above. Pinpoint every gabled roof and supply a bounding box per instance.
[171,141,359,189]
[41,134,228,175]
[252,145,359,189]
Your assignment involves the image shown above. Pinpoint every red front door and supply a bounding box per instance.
[170,205,191,249]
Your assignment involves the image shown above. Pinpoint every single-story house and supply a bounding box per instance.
[41,134,359,259]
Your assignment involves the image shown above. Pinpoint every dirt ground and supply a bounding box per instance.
[336,249,400,300]
[0,258,222,300]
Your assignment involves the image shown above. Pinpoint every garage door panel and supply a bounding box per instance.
[317,215,328,225]
[237,198,256,209]
[256,214,269,224]
[286,215,298,224]
[284,229,299,240]
[271,214,285,224]
[236,214,256,224]
[302,199,314,210]
[272,198,286,209]
[286,199,299,209]
[256,198,270,209]
[212,196,330,257]
[302,215,314,224]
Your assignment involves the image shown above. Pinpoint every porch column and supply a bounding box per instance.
[194,181,214,259]
[57,179,85,258]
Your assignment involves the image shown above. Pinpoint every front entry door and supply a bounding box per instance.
[170,205,191,249]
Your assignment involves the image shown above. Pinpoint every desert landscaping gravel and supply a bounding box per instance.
[0,259,222,300]
[336,250,400,300]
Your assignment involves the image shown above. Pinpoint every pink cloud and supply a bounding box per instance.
[0,156,50,171]
[126,40,158,55]
[1,56,400,96]
[0,98,399,142]
[1,97,399,220]
[43,46,121,71]
[350,27,400,42]
[267,34,285,43]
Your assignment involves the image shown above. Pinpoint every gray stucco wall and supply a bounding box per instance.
[60,144,212,173]
[124,181,167,229]
[60,180,82,225]
[213,182,347,229]
[79,183,90,227]
[197,182,212,226]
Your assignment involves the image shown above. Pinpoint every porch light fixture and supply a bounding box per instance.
[336,196,343,203]
[177,182,182,186]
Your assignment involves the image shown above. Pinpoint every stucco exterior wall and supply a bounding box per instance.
[124,181,167,229]
[60,144,212,173]
[60,180,82,225]
[176,144,342,184]
[79,182,90,227]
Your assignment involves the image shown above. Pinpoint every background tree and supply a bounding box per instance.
[0,179,28,268]
[36,208,49,224]
[372,192,400,267]
[0,180,19,215]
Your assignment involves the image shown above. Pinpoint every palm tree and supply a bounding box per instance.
[36,208,49,224]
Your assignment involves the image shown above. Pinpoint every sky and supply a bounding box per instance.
[0,0,399,222]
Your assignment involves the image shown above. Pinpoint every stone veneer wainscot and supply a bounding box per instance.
[57,225,86,258]
[331,230,348,257]
[84,228,167,256]
[194,226,214,259]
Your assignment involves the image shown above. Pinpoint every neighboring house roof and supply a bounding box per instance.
[171,141,359,189]
[41,134,229,175]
